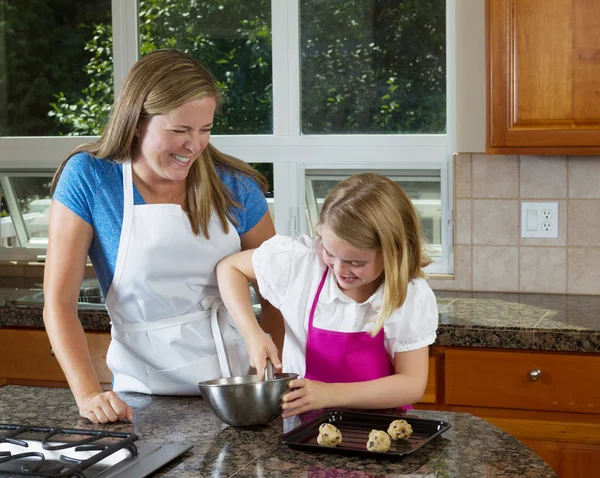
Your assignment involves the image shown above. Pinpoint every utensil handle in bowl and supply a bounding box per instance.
[265,358,274,381]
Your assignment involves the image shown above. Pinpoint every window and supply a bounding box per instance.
[305,169,443,259]
[300,0,445,135]
[0,174,53,248]
[0,0,113,137]
[140,0,273,135]
[0,0,455,274]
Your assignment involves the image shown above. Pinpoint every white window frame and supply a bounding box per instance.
[299,162,450,274]
[0,0,456,274]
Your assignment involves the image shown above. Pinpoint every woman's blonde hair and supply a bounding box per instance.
[319,172,432,336]
[51,48,267,237]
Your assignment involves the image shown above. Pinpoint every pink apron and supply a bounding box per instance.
[304,268,412,410]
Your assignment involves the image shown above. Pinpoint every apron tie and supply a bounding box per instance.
[111,309,210,333]
[111,297,233,378]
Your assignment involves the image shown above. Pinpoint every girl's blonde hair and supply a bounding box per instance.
[51,48,267,237]
[319,172,432,336]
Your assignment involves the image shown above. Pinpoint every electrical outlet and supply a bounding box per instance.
[521,202,559,238]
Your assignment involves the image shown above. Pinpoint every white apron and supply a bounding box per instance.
[105,160,251,395]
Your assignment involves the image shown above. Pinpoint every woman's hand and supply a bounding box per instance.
[79,391,134,423]
[246,330,282,380]
[281,379,335,417]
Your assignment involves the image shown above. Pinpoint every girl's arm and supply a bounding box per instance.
[216,248,281,378]
[43,201,133,423]
[281,347,429,416]
[239,212,285,356]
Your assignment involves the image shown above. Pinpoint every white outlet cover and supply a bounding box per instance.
[521,202,559,238]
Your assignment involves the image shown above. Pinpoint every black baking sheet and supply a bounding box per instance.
[281,410,451,460]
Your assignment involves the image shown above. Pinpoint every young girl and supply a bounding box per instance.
[216,173,438,417]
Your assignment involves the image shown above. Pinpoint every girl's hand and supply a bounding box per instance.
[79,391,134,424]
[246,330,282,380]
[281,378,334,417]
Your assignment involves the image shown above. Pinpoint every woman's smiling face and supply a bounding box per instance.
[320,225,384,301]
[133,96,216,184]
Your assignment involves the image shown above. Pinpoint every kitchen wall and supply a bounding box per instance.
[427,2,600,295]
[429,154,600,295]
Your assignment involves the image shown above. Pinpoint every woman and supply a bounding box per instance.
[43,49,282,424]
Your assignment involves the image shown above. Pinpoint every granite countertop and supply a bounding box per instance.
[2,288,600,353]
[0,386,555,477]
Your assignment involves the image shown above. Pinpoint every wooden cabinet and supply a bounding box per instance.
[0,328,112,387]
[520,439,600,478]
[487,0,600,154]
[445,348,600,414]
[416,346,600,478]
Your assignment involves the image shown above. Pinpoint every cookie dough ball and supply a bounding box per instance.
[387,419,413,440]
[366,429,391,452]
[317,423,342,447]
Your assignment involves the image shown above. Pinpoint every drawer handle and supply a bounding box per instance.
[529,369,541,381]
[50,348,55,357]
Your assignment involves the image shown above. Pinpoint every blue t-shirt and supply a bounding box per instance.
[53,152,268,297]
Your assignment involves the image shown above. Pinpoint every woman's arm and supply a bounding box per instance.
[43,200,133,423]
[281,347,429,417]
[239,211,286,358]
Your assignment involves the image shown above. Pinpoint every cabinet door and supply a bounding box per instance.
[521,439,600,478]
[487,0,600,154]
[0,329,112,385]
[445,348,600,414]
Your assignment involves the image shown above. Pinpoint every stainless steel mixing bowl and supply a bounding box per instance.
[198,373,298,427]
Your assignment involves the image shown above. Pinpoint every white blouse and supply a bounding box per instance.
[252,234,439,377]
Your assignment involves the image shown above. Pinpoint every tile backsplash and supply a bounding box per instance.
[429,154,600,295]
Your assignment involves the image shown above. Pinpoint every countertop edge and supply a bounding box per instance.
[2,305,600,353]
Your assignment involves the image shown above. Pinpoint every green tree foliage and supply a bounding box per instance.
[300,0,445,134]
[0,0,111,136]
[49,0,273,136]
[2,0,445,137]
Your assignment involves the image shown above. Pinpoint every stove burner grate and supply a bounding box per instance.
[0,424,138,477]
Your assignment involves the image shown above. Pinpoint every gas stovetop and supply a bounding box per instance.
[0,424,191,478]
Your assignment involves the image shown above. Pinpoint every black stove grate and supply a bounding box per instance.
[0,424,139,477]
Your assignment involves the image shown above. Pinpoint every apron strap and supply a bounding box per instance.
[209,297,233,378]
[110,160,135,295]
[305,268,329,360]
[308,268,329,331]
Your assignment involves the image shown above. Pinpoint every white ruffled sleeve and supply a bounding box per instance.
[252,234,318,309]
[384,279,439,355]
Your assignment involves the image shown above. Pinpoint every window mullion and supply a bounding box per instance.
[273,162,299,235]
[112,0,139,97]
[271,0,301,137]
[445,0,457,274]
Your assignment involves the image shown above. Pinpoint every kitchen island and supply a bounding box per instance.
[0,385,555,477]
[2,289,597,476]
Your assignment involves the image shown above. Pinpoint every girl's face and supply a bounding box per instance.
[133,96,216,184]
[320,225,384,301]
